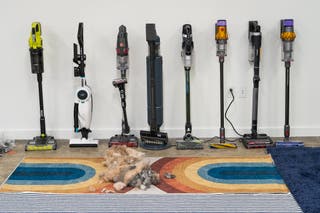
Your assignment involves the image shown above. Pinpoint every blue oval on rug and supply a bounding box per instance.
[198,163,284,184]
[7,163,96,185]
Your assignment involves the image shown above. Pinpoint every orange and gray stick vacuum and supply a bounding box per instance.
[276,19,303,147]
[210,20,237,149]
[109,25,138,147]
[140,24,169,150]
[176,24,203,150]
[241,21,273,149]
[70,23,98,147]
[25,22,57,151]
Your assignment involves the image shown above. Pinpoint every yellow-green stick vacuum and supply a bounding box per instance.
[210,20,237,149]
[25,22,57,151]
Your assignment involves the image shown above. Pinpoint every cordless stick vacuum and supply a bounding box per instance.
[25,22,57,151]
[140,24,169,150]
[210,20,237,149]
[241,21,273,149]
[176,24,203,150]
[70,23,98,147]
[109,25,139,147]
[276,19,303,147]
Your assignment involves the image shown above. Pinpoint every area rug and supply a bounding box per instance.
[1,156,289,194]
[0,158,119,193]
[151,156,289,193]
[268,147,320,213]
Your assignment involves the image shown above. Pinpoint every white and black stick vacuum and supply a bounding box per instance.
[70,23,98,147]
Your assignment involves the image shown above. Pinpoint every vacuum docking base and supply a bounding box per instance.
[69,138,99,147]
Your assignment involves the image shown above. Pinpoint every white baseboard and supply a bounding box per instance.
[1,127,319,140]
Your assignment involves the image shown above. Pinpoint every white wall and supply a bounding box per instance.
[0,0,319,139]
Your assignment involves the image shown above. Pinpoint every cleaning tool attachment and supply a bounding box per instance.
[25,22,57,151]
[210,20,237,149]
[70,23,98,147]
[176,24,203,150]
[140,24,169,150]
[276,19,303,147]
[109,25,139,147]
[241,21,273,149]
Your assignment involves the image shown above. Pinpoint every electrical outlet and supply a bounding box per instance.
[239,87,247,98]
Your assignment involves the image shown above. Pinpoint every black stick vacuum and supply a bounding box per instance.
[276,19,303,147]
[210,20,237,149]
[25,22,57,151]
[241,21,273,149]
[140,24,169,150]
[176,24,203,150]
[109,25,139,147]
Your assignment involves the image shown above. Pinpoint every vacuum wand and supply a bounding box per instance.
[114,25,130,134]
[241,21,272,148]
[140,24,169,150]
[26,22,56,151]
[215,20,228,143]
[29,23,46,136]
[112,78,130,134]
[176,24,203,150]
[281,19,296,139]
[109,26,138,147]
[71,22,96,145]
[181,24,194,137]
[248,21,262,138]
[146,24,161,133]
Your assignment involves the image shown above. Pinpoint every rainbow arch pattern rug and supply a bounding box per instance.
[151,156,289,193]
[0,156,288,194]
[0,158,117,193]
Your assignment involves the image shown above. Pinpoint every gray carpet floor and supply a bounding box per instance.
[0,193,302,212]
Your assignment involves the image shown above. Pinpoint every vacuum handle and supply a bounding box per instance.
[77,23,84,48]
[146,24,158,42]
[146,24,160,57]
[74,103,79,132]
[73,23,86,78]
[117,25,129,56]
[182,24,193,56]
[73,43,78,64]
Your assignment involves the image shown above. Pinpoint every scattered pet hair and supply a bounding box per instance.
[100,145,159,191]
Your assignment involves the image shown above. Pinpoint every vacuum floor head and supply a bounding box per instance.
[275,141,304,147]
[69,138,98,147]
[176,136,203,150]
[210,143,237,149]
[140,130,170,150]
[25,136,57,151]
[109,134,139,147]
[242,134,273,149]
